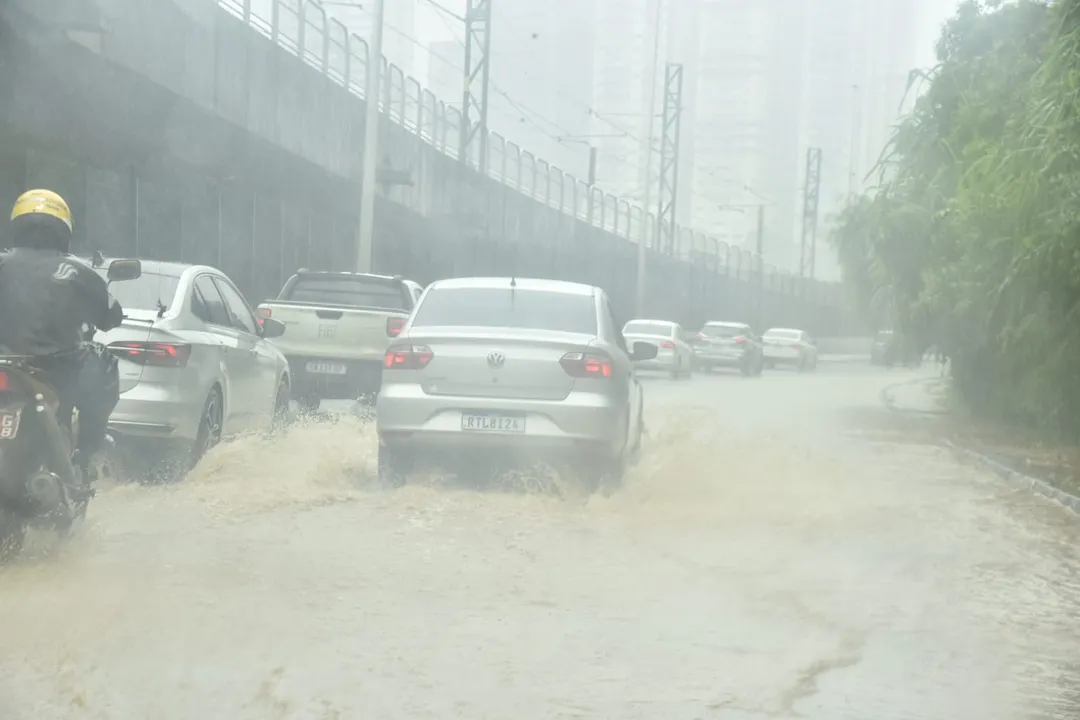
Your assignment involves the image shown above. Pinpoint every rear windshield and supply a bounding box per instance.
[623,321,673,337]
[700,324,747,338]
[283,275,407,310]
[764,329,801,340]
[411,287,597,334]
[96,270,181,312]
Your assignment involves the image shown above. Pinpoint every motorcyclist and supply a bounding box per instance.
[0,189,123,475]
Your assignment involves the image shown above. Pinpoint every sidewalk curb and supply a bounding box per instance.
[881,378,1080,512]
[942,439,1080,515]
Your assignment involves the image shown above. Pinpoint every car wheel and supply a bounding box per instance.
[754,355,765,375]
[297,395,320,414]
[581,451,625,495]
[0,508,25,563]
[377,443,411,488]
[271,379,291,432]
[190,386,224,469]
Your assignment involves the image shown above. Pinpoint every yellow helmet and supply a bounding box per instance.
[11,189,73,232]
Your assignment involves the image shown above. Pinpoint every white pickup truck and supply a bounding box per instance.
[256,271,423,410]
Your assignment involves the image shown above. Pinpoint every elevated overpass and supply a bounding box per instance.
[0,0,856,333]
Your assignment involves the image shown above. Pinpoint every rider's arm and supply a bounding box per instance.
[79,266,123,331]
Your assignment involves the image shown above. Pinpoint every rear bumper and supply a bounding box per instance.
[286,356,383,399]
[693,351,744,368]
[376,382,625,456]
[109,380,202,442]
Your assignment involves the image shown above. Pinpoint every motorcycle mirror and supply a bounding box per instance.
[107,259,142,282]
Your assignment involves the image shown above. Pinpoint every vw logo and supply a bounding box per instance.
[487,351,506,369]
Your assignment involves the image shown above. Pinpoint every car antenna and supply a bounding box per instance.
[509,276,516,305]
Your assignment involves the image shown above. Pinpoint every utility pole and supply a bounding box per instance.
[356,0,384,272]
[459,0,492,172]
[636,0,664,317]
[656,62,683,256]
[800,147,822,279]
[755,204,765,330]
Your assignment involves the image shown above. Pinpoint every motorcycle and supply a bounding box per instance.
[0,258,141,561]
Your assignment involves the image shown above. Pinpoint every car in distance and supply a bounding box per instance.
[761,327,818,371]
[688,321,764,376]
[256,271,422,410]
[621,319,694,379]
[375,277,657,491]
[94,260,291,475]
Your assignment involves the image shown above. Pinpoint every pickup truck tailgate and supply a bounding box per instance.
[261,303,404,361]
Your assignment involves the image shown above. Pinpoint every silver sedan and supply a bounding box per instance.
[621,319,694,379]
[375,277,657,490]
[94,260,291,474]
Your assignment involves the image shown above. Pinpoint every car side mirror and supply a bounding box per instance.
[106,258,141,282]
[260,317,286,339]
[630,341,658,361]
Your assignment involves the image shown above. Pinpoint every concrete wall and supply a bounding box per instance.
[0,0,857,333]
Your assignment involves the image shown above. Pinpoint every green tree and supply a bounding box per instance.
[826,0,1080,437]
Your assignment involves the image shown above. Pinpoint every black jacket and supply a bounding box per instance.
[0,248,123,356]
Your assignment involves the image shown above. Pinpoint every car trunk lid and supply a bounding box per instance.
[401,327,596,401]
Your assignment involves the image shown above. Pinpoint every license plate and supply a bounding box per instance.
[306,361,347,375]
[0,409,22,439]
[461,413,525,433]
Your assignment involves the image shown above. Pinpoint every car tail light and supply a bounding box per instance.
[386,316,406,337]
[733,336,745,343]
[792,343,802,349]
[660,341,675,349]
[0,370,7,390]
[255,307,270,325]
[384,344,433,369]
[109,342,191,367]
[560,351,612,378]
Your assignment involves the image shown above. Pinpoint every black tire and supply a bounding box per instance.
[190,386,224,469]
[377,444,411,488]
[582,452,625,495]
[297,395,320,415]
[0,508,25,563]
[271,380,291,432]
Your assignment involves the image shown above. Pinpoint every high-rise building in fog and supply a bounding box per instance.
[591,0,698,225]
[483,0,596,179]
[589,0,936,271]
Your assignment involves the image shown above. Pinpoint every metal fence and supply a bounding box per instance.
[1,0,852,332]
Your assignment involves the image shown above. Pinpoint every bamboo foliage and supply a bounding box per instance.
[827,0,1080,435]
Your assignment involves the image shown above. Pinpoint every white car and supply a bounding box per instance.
[376,277,656,491]
[761,327,818,371]
[621,319,694,379]
[96,260,292,475]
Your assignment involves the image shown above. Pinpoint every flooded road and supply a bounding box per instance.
[2,363,1079,719]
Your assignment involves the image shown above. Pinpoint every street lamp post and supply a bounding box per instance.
[356,0,385,273]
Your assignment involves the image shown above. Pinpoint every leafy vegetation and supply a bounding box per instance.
[829,0,1080,438]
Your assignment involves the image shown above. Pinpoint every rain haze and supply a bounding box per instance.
[3,0,1080,718]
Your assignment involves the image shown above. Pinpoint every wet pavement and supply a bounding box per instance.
[1,362,1079,719]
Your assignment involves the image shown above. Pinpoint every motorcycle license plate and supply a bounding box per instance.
[0,409,21,439]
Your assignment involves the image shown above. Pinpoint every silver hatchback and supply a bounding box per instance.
[375,277,657,489]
